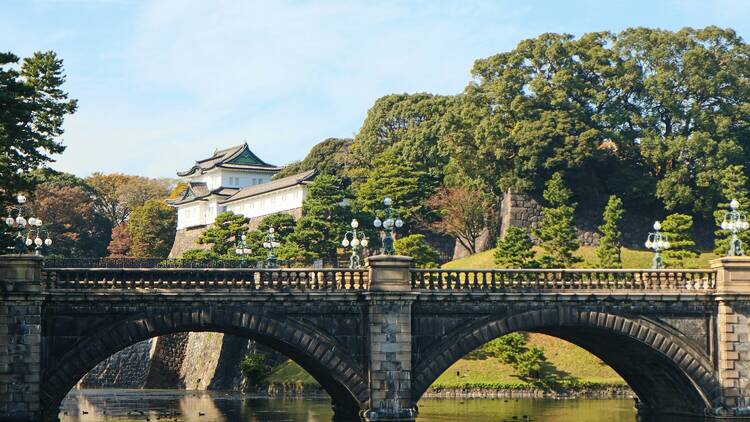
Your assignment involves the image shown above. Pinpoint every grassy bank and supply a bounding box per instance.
[444,246,717,270]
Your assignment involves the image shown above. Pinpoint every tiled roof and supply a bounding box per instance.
[167,184,239,206]
[177,143,279,177]
[220,169,316,204]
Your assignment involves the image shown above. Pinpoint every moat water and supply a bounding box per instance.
[58,389,706,422]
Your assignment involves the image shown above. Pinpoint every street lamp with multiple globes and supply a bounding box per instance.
[645,221,671,269]
[721,199,749,256]
[341,219,368,268]
[4,194,52,255]
[234,231,253,265]
[262,226,281,268]
[373,197,403,255]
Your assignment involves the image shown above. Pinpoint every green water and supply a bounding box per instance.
[58,389,698,422]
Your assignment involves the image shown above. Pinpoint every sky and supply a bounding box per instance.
[3,0,750,179]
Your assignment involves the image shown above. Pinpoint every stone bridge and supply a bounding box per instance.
[2,255,750,421]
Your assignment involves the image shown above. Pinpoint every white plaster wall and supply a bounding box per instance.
[225,185,306,219]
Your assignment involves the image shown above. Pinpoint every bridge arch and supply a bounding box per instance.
[41,309,368,419]
[413,308,721,416]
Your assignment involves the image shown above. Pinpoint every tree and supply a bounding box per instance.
[181,248,220,261]
[28,183,111,257]
[274,138,352,179]
[394,234,440,268]
[494,227,538,268]
[289,175,351,263]
[355,148,435,227]
[661,213,699,268]
[597,195,624,268]
[86,173,171,226]
[127,200,176,258]
[427,186,486,254]
[536,173,581,268]
[714,166,750,255]
[616,27,750,217]
[197,211,249,256]
[107,224,132,257]
[348,93,452,185]
[515,346,547,380]
[485,333,528,365]
[0,51,77,247]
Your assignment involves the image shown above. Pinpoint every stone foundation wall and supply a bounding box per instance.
[499,189,601,247]
[169,226,210,258]
[80,339,154,388]
[144,333,189,388]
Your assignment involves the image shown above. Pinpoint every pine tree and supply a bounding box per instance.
[714,165,750,255]
[661,213,699,268]
[536,173,581,268]
[394,234,441,268]
[289,175,352,264]
[494,227,538,268]
[597,195,624,268]
[197,211,249,256]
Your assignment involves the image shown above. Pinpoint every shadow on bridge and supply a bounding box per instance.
[42,310,367,421]
[412,308,720,417]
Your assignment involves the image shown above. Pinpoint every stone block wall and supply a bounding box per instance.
[144,333,189,388]
[80,338,154,388]
[169,226,210,258]
[0,297,42,420]
[499,189,601,247]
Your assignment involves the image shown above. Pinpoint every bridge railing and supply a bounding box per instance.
[43,268,369,290]
[410,268,716,291]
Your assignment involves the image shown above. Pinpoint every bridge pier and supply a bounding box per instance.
[713,257,750,417]
[0,256,43,422]
[363,255,418,421]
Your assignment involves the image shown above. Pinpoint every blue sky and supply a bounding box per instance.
[3,0,750,178]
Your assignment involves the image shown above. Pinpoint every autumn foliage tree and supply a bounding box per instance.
[427,186,486,254]
[29,183,111,257]
[86,173,171,226]
[107,224,132,257]
[127,200,176,258]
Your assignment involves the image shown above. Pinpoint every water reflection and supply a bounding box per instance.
[60,389,712,422]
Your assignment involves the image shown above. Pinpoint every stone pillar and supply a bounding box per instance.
[363,255,417,422]
[0,255,44,422]
[713,257,750,416]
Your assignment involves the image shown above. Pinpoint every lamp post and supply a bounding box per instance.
[262,226,280,268]
[3,194,51,255]
[342,219,368,268]
[645,221,670,269]
[373,197,403,255]
[721,199,749,256]
[234,231,253,266]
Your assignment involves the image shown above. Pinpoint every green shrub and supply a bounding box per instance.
[240,353,269,384]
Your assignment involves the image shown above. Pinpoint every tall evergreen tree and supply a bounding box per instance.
[714,166,750,255]
[494,227,538,268]
[289,175,351,264]
[597,195,624,268]
[536,173,581,268]
[1,51,77,248]
[661,213,699,268]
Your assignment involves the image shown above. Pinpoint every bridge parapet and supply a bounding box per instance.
[411,268,716,290]
[42,267,368,290]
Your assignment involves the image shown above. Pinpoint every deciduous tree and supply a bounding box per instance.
[107,223,132,257]
[127,200,176,258]
[427,186,486,254]
[87,173,171,225]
